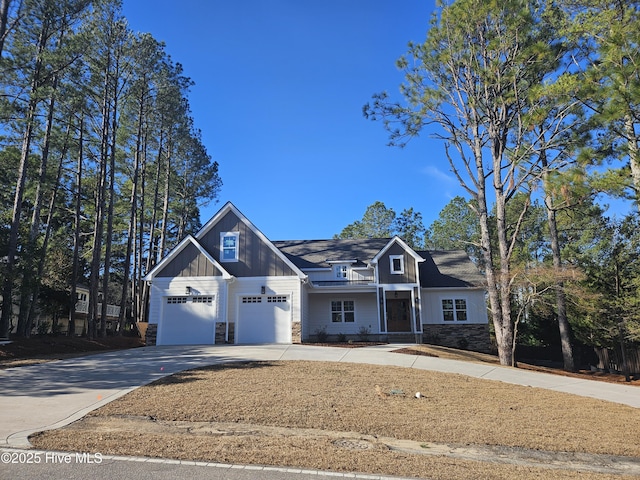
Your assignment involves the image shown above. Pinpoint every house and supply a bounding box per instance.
[65,285,122,335]
[143,202,491,351]
[2,284,122,336]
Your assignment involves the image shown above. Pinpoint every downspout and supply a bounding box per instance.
[225,276,236,344]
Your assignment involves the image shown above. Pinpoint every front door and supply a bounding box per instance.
[386,298,411,332]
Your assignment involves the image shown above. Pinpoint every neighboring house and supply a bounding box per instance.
[65,285,122,335]
[143,202,491,351]
[1,284,122,336]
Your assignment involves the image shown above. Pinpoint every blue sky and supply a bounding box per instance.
[121,0,467,240]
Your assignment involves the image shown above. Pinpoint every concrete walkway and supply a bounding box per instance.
[1,343,638,450]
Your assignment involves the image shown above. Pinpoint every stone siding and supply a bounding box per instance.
[291,322,301,343]
[423,324,491,353]
[215,322,226,344]
[145,323,157,346]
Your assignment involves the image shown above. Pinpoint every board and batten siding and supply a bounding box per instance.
[377,242,418,284]
[421,289,488,325]
[199,211,297,277]
[307,293,378,337]
[155,242,222,277]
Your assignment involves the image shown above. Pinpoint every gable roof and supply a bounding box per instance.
[371,236,425,264]
[417,250,486,288]
[273,238,390,269]
[143,235,232,281]
[197,202,307,279]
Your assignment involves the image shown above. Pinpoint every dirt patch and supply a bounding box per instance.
[35,414,639,476]
[0,335,144,369]
[31,361,640,480]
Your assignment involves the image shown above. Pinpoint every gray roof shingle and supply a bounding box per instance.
[273,239,484,289]
[273,238,389,269]
[417,250,486,288]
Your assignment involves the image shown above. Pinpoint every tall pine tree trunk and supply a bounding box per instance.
[0,0,11,57]
[624,113,640,210]
[99,81,118,338]
[118,92,144,333]
[17,69,60,337]
[89,59,111,339]
[0,19,48,338]
[68,116,84,337]
[27,127,69,333]
[541,151,575,371]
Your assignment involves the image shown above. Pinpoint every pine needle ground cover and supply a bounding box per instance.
[31,360,640,480]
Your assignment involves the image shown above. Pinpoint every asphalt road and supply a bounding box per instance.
[0,448,410,480]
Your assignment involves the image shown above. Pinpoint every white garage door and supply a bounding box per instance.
[159,295,216,345]
[237,295,291,344]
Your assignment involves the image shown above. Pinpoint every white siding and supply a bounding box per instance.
[307,293,378,336]
[421,289,488,325]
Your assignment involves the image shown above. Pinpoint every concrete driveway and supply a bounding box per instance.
[1,343,638,450]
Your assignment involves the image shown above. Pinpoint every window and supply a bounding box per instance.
[167,296,188,304]
[220,232,239,262]
[390,255,404,274]
[242,296,262,303]
[331,300,355,323]
[441,298,467,321]
[267,296,287,303]
[192,296,214,304]
[334,265,348,279]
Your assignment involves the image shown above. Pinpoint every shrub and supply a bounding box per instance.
[357,326,371,342]
[37,321,51,335]
[315,327,328,343]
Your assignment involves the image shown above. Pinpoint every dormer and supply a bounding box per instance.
[372,237,424,285]
[327,260,357,280]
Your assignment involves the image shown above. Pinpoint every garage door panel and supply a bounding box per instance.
[237,295,290,344]
[160,295,216,345]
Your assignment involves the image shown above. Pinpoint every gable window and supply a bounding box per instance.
[389,255,404,274]
[331,300,355,323]
[220,232,239,262]
[441,298,467,321]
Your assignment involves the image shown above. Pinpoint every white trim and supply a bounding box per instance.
[334,264,348,279]
[143,235,232,281]
[380,283,420,290]
[220,231,239,262]
[389,255,405,274]
[439,295,469,322]
[330,298,356,323]
[371,236,425,265]
[196,202,308,279]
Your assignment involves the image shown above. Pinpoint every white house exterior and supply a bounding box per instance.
[144,202,491,351]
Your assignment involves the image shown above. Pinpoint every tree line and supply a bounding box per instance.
[360,0,640,369]
[0,0,221,339]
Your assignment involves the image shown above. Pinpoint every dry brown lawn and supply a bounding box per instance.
[31,359,640,480]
